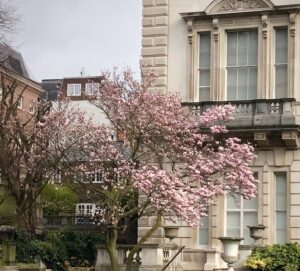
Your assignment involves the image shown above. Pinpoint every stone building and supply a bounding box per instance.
[140,0,300,270]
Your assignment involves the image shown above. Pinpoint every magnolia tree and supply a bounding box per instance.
[68,68,258,271]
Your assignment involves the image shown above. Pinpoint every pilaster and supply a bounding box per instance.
[142,0,169,93]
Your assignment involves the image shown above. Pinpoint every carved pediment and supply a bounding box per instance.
[205,0,274,14]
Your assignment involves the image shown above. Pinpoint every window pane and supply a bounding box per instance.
[199,70,210,86]
[227,212,240,227]
[199,33,211,102]
[244,212,258,226]
[244,198,258,209]
[275,173,287,244]
[276,229,287,244]
[199,87,210,101]
[199,216,209,245]
[276,29,288,64]
[275,28,288,98]
[276,211,287,228]
[227,32,237,66]
[275,65,288,98]
[227,196,240,209]
[227,228,240,237]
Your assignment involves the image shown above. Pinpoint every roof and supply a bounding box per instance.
[41,79,62,101]
[0,44,30,78]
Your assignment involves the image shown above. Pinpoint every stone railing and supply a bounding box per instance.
[182,98,296,128]
[95,244,182,271]
[42,215,99,230]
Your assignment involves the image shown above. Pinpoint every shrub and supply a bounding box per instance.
[244,243,300,271]
[15,229,104,270]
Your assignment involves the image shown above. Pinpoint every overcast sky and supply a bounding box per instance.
[11,0,142,81]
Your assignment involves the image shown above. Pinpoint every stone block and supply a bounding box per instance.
[290,172,300,182]
[290,228,300,240]
[155,16,168,26]
[142,47,167,57]
[142,37,154,46]
[291,183,300,193]
[254,151,266,166]
[141,58,154,66]
[138,217,150,227]
[290,205,300,216]
[266,151,275,166]
[143,0,155,6]
[290,217,300,227]
[293,149,300,160]
[155,36,168,45]
[154,56,168,66]
[142,26,168,36]
[152,67,167,76]
[291,194,300,204]
[142,17,154,27]
[284,150,294,165]
[154,76,167,86]
[155,0,168,5]
[143,7,168,16]
[291,161,300,172]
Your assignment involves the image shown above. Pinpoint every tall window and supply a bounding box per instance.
[199,215,209,246]
[227,30,258,100]
[198,33,211,101]
[17,96,24,109]
[275,28,288,98]
[67,83,81,96]
[275,172,287,244]
[226,195,258,244]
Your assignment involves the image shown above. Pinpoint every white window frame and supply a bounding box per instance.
[273,27,289,99]
[274,172,288,244]
[198,32,212,102]
[67,83,81,96]
[198,212,209,247]
[17,96,23,109]
[29,104,35,114]
[225,29,258,101]
[75,203,96,224]
[89,171,103,183]
[85,82,100,96]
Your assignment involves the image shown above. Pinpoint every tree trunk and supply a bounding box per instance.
[106,226,120,271]
[125,213,162,271]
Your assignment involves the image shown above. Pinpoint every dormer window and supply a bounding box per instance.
[85,82,100,95]
[67,83,81,96]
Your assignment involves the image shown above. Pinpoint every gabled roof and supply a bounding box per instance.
[0,44,30,78]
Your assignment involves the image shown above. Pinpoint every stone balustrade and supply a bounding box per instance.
[182,98,296,128]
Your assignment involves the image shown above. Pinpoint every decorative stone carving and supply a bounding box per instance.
[261,14,268,39]
[205,0,273,14]
[290,12,296,37]
[187,19,194,44]
[219,0,261,12]
[213,18,219,42]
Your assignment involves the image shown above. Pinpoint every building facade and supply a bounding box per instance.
[141,0,300,270]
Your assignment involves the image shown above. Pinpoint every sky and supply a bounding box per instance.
[11,0,142,82]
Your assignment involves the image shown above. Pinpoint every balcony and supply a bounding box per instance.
[182,98,300,147]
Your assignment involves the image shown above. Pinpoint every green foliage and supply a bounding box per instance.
[40,184,78,215]
[245,243,300,271]
[15,229,104,270]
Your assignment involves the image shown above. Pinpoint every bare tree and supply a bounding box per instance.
[0,0,19,45]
